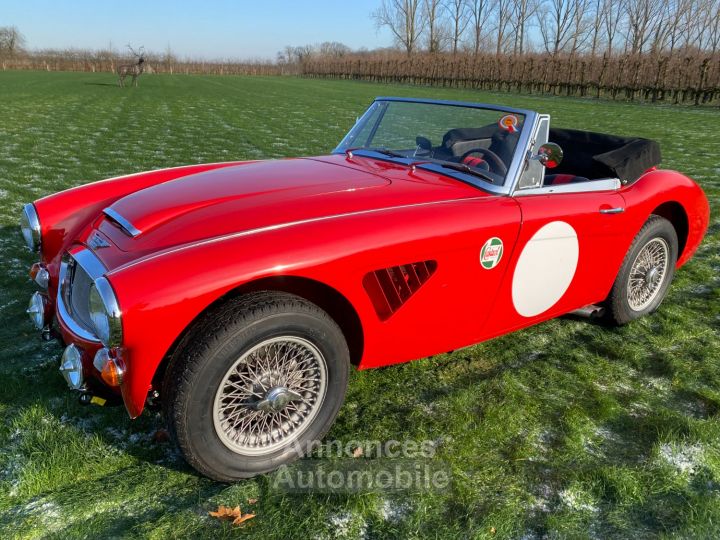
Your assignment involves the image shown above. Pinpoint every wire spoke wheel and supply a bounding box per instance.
[626,237,669,312]
[213,336,328,456]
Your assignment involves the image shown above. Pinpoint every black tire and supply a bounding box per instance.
[163,291,350,482]
[605,215,678,325]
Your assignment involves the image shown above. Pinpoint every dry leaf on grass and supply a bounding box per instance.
[209,505,256,527]
[247,498,258,505]
[152,428,170,443]
[233,513,256,525]
[352,446,364,458]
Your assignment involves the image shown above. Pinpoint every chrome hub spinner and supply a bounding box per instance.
[255,386,304,412]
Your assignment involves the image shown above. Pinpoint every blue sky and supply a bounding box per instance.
[0,0,392,60]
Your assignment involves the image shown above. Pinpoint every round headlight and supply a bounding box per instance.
[26,291,47,330]
[88,277,122,347]
[20,203,42,253]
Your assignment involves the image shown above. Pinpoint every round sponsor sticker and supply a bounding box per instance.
[498,114,519,133]
[480,237,503,269]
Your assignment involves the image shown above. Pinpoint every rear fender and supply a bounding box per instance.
[619,169,709,267]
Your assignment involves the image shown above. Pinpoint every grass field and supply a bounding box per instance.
[0,71,718,539]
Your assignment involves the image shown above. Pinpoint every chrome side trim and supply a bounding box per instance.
[57,261,101,343]
[103,207,142,237]
[512,178,622,196]
[110,196,491,273]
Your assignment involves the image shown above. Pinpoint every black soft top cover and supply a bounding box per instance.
[548,128,661,183]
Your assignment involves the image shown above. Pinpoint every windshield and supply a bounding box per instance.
[334,100,527,186]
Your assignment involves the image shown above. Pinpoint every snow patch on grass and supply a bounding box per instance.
[323,510,368,539]
[558,488,598,513]
[379,498,410,522]
[0,428,27,497]
[658,442,705,475]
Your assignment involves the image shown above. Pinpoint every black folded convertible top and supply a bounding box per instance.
[548,128,661,183]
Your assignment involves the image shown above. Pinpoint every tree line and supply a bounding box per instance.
[370,0,720,57]
[2,9,719,105]
[0,27,291,76]
[300,50,720,104]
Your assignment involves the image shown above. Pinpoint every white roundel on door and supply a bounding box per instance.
[512,220,579,317]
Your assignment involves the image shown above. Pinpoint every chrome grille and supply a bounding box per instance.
[67,260,94,332]
[57,248,106,343]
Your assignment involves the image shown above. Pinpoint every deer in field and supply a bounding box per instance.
[117,45,146,87]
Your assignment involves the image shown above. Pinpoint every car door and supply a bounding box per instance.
[480,188,631,338]
[479,117,634,338]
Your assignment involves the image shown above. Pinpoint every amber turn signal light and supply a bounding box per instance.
[94,347,126,387]
[101,357,125,387]
[29,263,49,289]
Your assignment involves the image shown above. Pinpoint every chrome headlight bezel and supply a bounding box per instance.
[20,203,42,253]
[88,277,122,348]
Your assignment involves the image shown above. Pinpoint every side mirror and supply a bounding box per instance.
[534,142,563,168]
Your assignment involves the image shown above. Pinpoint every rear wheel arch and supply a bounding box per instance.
[651,201,688,261]
[153,275,364,392]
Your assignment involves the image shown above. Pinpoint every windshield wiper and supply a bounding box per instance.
[438,162,496,184]
[367,147,407,159]
[345,147,408,160]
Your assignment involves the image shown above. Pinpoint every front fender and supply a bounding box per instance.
[107,195,519,417]
[108,216,380,417]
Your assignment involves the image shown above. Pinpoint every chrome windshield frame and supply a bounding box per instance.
[333,97,538,196]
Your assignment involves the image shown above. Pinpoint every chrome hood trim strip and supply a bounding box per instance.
[103,207,142,238]
[109,195,491,274]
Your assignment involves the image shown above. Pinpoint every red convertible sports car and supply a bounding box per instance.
[21,98,709,481]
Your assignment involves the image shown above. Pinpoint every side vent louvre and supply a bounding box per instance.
[362,260,437,321]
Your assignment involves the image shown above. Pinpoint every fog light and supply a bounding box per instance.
[26,292,47,330]
[60,344,84,390]
[93,347,125,387]
[30,263,49,289]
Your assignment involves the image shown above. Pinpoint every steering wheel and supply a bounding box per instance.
[460,148,507,176]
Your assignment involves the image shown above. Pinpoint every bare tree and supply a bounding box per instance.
[601,0,623,53]
[423,0,447,52]
[0,26,26,57]
[443,0,471,54]
[466,0,490,55]
[623,0,660,54]
[707,0,720,54]
[569,0,592,53]
[493,0,514,54]
[372,0,425,55]
[648,0,672,53]
[537,0,586,55]
[163,44,177,74]
[588,0,605,56]
[677,0,705,50]
[318,42,351,57]
[510,0,538,55]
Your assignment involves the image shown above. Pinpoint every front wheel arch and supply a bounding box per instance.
[152,276,364,393]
